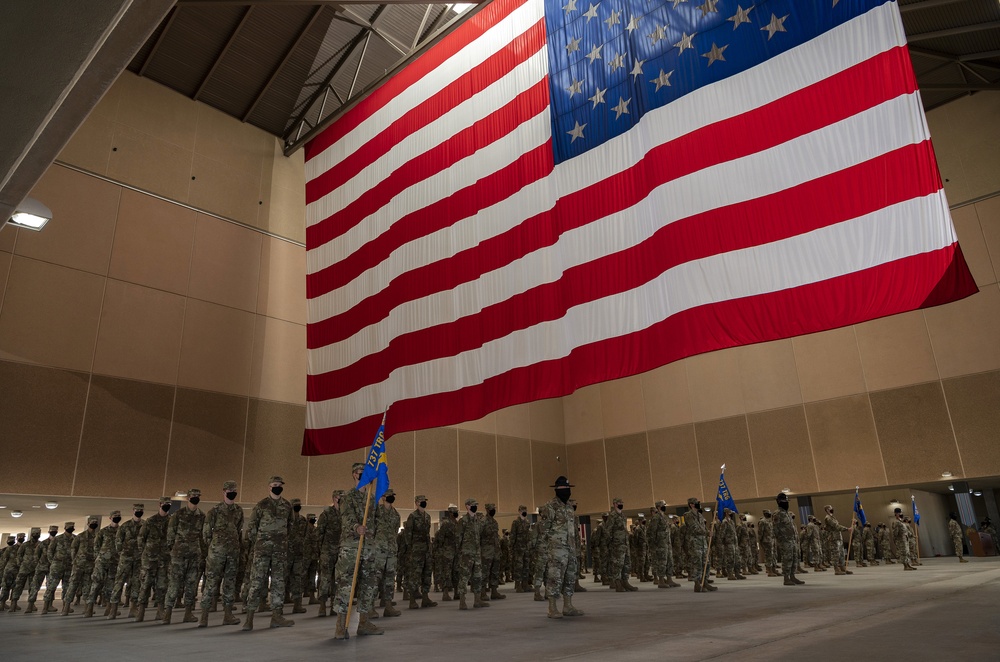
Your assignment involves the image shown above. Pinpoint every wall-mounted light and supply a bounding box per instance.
[948,485,955,491]
[7,196,51,231]
[781,488,791,494]
[889,499,900,505]
[974,491,983,497]
[11,510,23,518]
[44,502,58,510]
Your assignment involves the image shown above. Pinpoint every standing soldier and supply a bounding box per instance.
[287,497,309,614]
[373,489,401,617]
[499,530,511,585]
[633,517,648,581]
[108,504,143,619]
[539,476,583,619]
[851,518,865,567]
[650,501,680,588]
[7,527,42,612]
[0,535,20,610]
[738,516,756,575]
[244,476,295,631]
[905,517,919,566]
[23,525,59,613]
[61,516,98,615]
[774,493,804,585]
[671,517,686,579]
[436,505,459,600]
[84,510,121,617]
[480,503,505,602]
[879,523,894,564]
[948,513,968,563]
[305,512,320,603]
[403,494,436,609]
[455,498,487,610]
[510,505,531,592]
[42,522,76,614]
[758,510,777,576]
[162,489,205,624]
[862,523,877,565]
[135,498,172,622]
[199,480,243,628]
[806,516,825,571]
[590,515,604,584]
[315,490,343,617]
[332,463,382,639]
[684,498,716,592]
[607,498,637,592]
[822,505,852,575]
[891,508,915,570]
[720,509,742,580]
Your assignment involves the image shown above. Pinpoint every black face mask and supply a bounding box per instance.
[778,501,789,511]
[271,486,283,496]
[309,518,317,524]
[293,505,301,512]
[692,502,701,510]
[419,501,427,509]
[659,506,666,513]
[470,505,478,513]
[31,534,40,540]
[5,540,12,546]
[89,522,98,530]
[226,492,238,501]
[134,511,144,519]
[385,496,395,504]
[190,497,200,505]
[556,488,571,503]
[520,512,527,518]
[161,504,171,513]
[66,528,74,534]
[572,504,578,511]
[112,517,121,524]
[616,504,623,511]
[487,509,496,517]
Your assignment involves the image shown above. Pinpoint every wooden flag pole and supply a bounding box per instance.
[344,481,375,638]
[845,522,856,563]
[913,522,921,565]
[700,517,717,590]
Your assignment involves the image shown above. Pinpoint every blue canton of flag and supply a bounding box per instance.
[357,411,390,501]
[544,0,887,163]
[716,467,737,521]
[853,488,867,526]
[911,496,920,526]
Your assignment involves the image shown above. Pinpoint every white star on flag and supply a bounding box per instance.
[562,0,578,14]
[566,36,581,54]
[583,3,600,21]
[648,24,668,45]
[605,9,621,29]
[674,31,696,55]
[586,44,602,63]
[650,68,673,91]
[608,52,625,72]
[698,0,719,16]
[612,96,631,119]
[626,15,640,33]
[762,13,789,40]
[588,87,607,108]
[728,5,753,29]
[566,78,584,97]
[567,120,586,142]
[703,42,728,66]
[630,59,645,78]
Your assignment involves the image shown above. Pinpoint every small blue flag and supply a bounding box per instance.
[357,411,389,501]
[853,488,867,527]
[911,496,920,526]
[716,466,737,522]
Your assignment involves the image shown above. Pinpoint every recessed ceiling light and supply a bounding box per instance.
[11,510,23,518]
[974,491,983,497]
[0,505,6,509]
[781,488,791,494]
[44,502,58,510]
[941,471,952,478]
[31,505,41,509]
[949,485,955,491]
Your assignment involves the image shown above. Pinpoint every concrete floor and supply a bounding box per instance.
[3,557,998,661]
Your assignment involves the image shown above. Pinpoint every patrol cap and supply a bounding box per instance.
[332,490,345,498]
[637,513,645,519]
[223,480,238,491]
[87,515,98,524]
[109,510,121,518]
[291,498,302,506]
[724,507,733,514]
[485,503,496,510]
[187,488,201,498]
[47,525,59,533]
[687,497,699,504]
[383,488,395,498]
[269,475,286,484]
[762,509,771,515]
[30,527,41,535]
[65,521,75,528]
[612,497,623,505]
[351,464,365,473]
[518,505,528,512]
[16,532,25,539]
[447,504,459,514]
[655,500,666,507]
[160,496,173,505]
[307,513,317,519]
[133,503,144,510]
[465,497,478,507]
[415,494,427,503]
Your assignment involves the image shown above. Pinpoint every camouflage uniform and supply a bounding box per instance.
[287,498,308,608]
[758,512,776,572]
[878,524,893,563]
[737,519,753,573]
[671,518,686,578]
[648,502,677,586]
[304,513,320,598]
[316,491,342,612]
[136,499,172,618]
[246,480,294,614]
[43,523,76,610]
[63,517,98,611]
[823,509,849,571]
[683,500,713,591]
[372,491,401,613]
[395,527,408,593]
[110,505,143,612]
[26,528,58,610]
[164,490,206,619]
[851,521,864,565]
[436,507,459,596]
[0,536,20,608]
[404,496,433,601]
[539,485,581,617]
[862,524,876,564]
[590,520,604,582]
[200,483,243,615]
[455,498,486,608]
[891,515,912,569]
[509,507,531,589]
[905,519,918,566]
[85,512,122,611]
[773,501,798,581]
[480,503,502,597]
[633,520,647,580]
[333,484,378,616]
[500,532,511,582]
[8,529,42,611]
[720,511,739,578]
[948,518,965,560]
[607,499,630,585]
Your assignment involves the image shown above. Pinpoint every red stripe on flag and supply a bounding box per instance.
[302,244,977,455]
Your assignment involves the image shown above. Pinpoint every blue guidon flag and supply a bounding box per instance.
[356,411,390,501]
[853,487,867,526]
[716,464,737,521]
[302,0,977,456]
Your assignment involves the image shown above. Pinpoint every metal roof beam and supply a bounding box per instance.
[918,82,1000,91]
[337,6,408,55]
[909,46,1000,72]
[907,20,1000,42]
[138,6,179,76]
[193,5,254,101]
[959,49,1000,62]
[899,0,966,13]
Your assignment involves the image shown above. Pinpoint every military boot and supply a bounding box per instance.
[734,571,746,580]
[459,593,468,610]
[135,604,145,622]
[421,592,437,608]
[694,583,705,593]
[783,574,796,586]
[198,608,209,628]
[41,598,54,614]
[155,605,165,621]
[9,600,21,613]
[960,556,969,563]
[533,586,544,601]
[383,601,401,617]
[766,568,779,577]
[490,587,506,600]
[479,588,490,603]
[127,604,137,618]
[103,603,112,616]
[562,595,584,617]
[903,563,916,571]
[161,607,173,624]
[223,605,241,625]
[25,601,36,614]
[614,579,625,593]
[182,606,197,623]
[333,612,348,639]
[308,592,319,605]
[622,578,639,592]
[242,609,255,631]
[472,593,490,608]
[704,581,718,591]
[60,600,72,616]
[409,596,420,609]
[357,613,383,635]
[547,596,562,619]
[366,607,379,620]
[292,597,306,614]
[791,574,805,585]
[317,601,327,617]
[441,589,452,601]
[602,577,610,586]
[270,607,294,628]
[797,564,809,574]
[842,566,853,575]
[573,580,586,593]
[83,602,94,618]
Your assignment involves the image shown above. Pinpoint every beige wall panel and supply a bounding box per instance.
[387,431,416,506]
[944,370,1000,478]
[805,395,887,491]
[177,299,255,396]
[18,166,120,275]
[58,113,115,175]
[924,285,1000,378]
[529,397,565,444]
[0,224,15,253]
[951,205,996,287]
[74,376,173,498]
[601,376,647,438]
[242,399,308,503]
[976,196,1000,277]
[249,315,306,405]
[927,93,1000,205]
[307,446,367,506]
[0,257,104,372]
[271,141,305,193]
[686,348,745,421]
[648,424,703,506]
[565,439,609,514]
[93,279,185,384]
[414,427,459,510]
[855,310,938,391]
[0,250,10,302]
[870,383,962,485]
[194,103,271,178]
[458,430,499,510]
[641,361,693,430]
[115,74,197,151]
[694,416,758,500]
[738,339,803,413]
[108,189,197,295]
[531,440,568,510]
[604,433,654,509]
[164,388,247,498]
[746,407,819,496]
[266,180,305,243]
[0,361,89,495]
[496,435,534,513]
[563,384,603,444]
[108,124,193,203]
[450,411,495,434]
[791,327,866,403]
[257,236,306,325]
[496,403,531,439]
[188,214,262,312]
[189,153,263,227]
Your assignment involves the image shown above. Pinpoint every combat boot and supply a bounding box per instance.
[333,612,348,639]
[960,556,969,563]
[383,601,401,617]
[441,589,452,601]
[573,580,586,593]
[734,571,746,580]
[562,595,583,617]
[614,579,625,593]
[103,603,112,617]
[622,578,639,592]
[791,574,805,585]
[198,608,209,628]
[796,564,809,574]
[409,596,420,609]
[841,565,853,575]
[308,592,319,605]
[546,596,562,619]
[421,592,437,608]
[903,564,916,571]
[472,593,490,608]
[135,604,145,622]
[533,586,544,601]
[25,601,36,614]
[292,597,306,614]
[665,577,680,588]
[41,598,54,614]
[161,607,173,624]
[83,602,94,618]
[127,604,137,618]
[317,602,327,617]
[834,566,846,575]
[459,593,468,610]
[183,606,197,623]
[601,577,610,586]
[242,609,255,631]
[366,607,379,619]
[357,613,383,635]
[270,607,294,628]
[479,588,490,603]
[60,600,71,616]
[223,605,241,625]
[490,587,506,600]
[783,574,796,586]
[9,600,20,613]
[704,581,718,591]
[726,572,736,580]
[156,605,165,621]
[694,583,705,593]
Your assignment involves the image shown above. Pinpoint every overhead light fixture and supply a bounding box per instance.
[949,485,955,491]
[889,499,900,505]
[781,488,791,494]
[44,502,58,510]
[941,471,952,478]
[448,3,476,13]
[11,510,23,518]
[175,491,187,497]
[7,196,51,231]
[974,491,983,497]
[0,505,6,509]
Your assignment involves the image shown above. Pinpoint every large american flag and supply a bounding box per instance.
[301,0,977,455]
